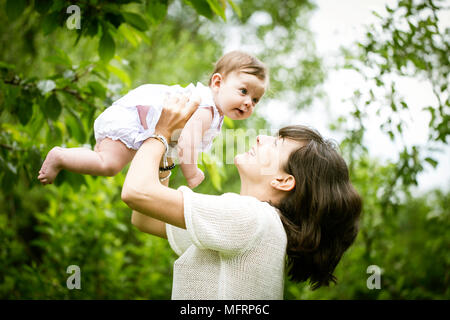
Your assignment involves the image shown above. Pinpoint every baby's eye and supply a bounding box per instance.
[252,98,259,104]
[240,88,247,95]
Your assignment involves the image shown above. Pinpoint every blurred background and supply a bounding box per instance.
[0,0,448,299]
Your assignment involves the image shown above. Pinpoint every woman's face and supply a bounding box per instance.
[235,135,303,183]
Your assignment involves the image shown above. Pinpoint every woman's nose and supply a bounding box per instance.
[256,135,268,144]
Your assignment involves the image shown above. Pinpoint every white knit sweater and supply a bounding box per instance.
[165,186,287,300]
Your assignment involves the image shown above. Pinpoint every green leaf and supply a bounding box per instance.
[6,0,26,21]
[30,239,49,249]
[424,157,438,168]
[227,0,241,19]
[99,27,116,62]
[387,130,394,140]
[65,171,87,191]
[118,24,141,47]
[43,94,62,121]
[223,116,234,128]
[1,168,16,194]
[42,11,61,35]
[202,153,222,191]
[107,65,131,88]
[0,61,16,69]
[147,0,168,24]
[3,85,20,112]
[206,0,226,21]
[17,98,33,125]
[43,56,72,68]
[185,0,214,19]
[66,112,86,143]
[375,77,383,86]
[85,18,100,37]
[54,167,67,186]
[43,48,72,68]
[92,63,109,81]
[105,12,125,29]
[87,81,106,100]
[26,147,43,184]
[122,12,148,32]
[34,0,53,15]
[391,101,397,112]
[6,162,17,175]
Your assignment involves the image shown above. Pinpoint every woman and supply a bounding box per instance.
[121,94,362,299]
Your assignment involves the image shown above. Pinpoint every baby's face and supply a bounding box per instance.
[211,71,266,120]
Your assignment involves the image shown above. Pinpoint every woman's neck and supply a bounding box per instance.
[240,181,270,202]
[240,180,284,206]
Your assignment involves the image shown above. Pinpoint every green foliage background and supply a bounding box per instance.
[0,0,448,299]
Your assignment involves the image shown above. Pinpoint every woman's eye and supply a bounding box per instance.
[240,88,247,94]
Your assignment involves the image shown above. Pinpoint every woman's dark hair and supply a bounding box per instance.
[274,125,362,290]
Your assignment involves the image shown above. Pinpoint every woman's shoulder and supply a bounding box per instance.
[180,185,259,204]
[224,192,286,242]
[180,186,282,225]
[178,186,286,251]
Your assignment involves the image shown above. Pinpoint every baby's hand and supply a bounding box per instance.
[186,168,204,189]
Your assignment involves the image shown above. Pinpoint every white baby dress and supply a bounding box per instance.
[94,82,224,153]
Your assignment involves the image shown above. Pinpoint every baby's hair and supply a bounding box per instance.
[209,51,269,87]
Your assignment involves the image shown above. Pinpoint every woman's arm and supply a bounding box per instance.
[131,211,167,238]
[121,95,200,229]
[129,157,172,238]
[122,130,186,228]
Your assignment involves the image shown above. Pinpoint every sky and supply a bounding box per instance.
[256,0,450,193]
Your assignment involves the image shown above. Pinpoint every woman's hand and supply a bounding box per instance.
[155,94,201,142]
[122,93,200,230]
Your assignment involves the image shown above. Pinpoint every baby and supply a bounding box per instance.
[38,51,268,188]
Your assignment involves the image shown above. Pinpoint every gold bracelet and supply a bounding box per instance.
[159,171,171,182]
[149,134,169,168]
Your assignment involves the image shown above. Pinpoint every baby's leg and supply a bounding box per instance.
[38,138,136,185]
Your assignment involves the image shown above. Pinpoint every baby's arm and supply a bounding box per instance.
[177,107,214,188]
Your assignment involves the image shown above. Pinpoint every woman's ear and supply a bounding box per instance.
[270,175,296,192]
[210,73,222,91]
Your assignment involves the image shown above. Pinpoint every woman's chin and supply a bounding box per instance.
[234,154,242,166]
[234,154,247,178]
[234,153,247,166]
[234,152,253,167]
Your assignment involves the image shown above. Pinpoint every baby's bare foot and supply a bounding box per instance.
[187,169,205,189]
[38,147,64,185]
